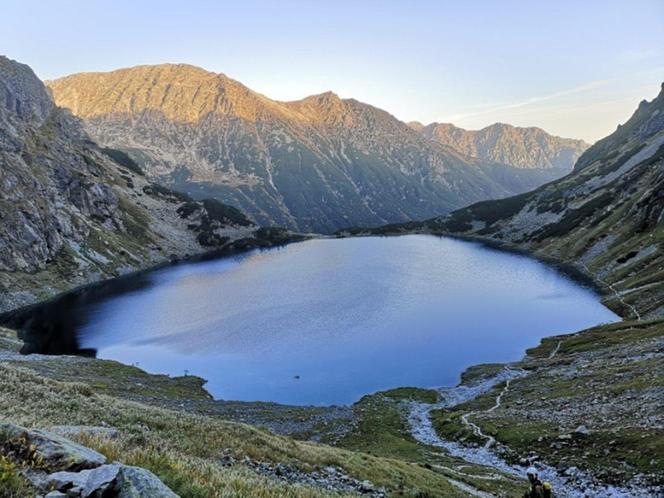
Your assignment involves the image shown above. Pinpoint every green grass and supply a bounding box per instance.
[20,357,212,402]
[0,454,32,498]
[526,319,664,357]
[429,411,481,446]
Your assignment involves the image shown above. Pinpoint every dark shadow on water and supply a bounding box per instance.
[0,242,290,357]
[0,272,156,356]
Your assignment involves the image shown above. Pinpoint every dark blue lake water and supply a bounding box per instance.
[72,235,617,405]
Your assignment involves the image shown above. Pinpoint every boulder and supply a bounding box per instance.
[46,464,121,497]
[1,423,177,497]
[0,423,107,471]
[116,464,179,497]
[43,463,179,497]
[574,424,590,436]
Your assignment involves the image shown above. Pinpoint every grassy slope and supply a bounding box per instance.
[430,320,664,487]
[0,328,480,498]
[336,388,523,497]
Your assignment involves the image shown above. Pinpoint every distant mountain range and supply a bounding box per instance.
[409,121,588,171]
[46,64,585,233]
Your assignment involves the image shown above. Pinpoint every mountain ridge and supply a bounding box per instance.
[412,121,589,171]
[47,63,573,233]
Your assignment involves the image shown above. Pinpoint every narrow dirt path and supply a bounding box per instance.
[547,340,562,359]
[406,364,651,497]
[460,366,523,449]
[581,263,641,320]
[447,478,495,498]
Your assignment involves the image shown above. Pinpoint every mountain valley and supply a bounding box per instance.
[0,51,662,498]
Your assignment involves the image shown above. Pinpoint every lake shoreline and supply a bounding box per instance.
[2,231,621,408]
[0,230,311,329]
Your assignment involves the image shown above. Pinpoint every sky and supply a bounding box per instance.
[2,0,663,143]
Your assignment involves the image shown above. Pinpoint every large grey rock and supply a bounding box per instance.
[47,464,120,497]
[43,463,179,497]
[116,465,179,497]
[0,423,107,471]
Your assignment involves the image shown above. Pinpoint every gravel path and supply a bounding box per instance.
[406,365,655,498]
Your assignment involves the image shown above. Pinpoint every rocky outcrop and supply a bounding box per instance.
[47,64,566,233]
[0,423,178,497]
[43,464,179,498]
[414,122,589,172]
[0,56,301,313]
[0,424,107,472]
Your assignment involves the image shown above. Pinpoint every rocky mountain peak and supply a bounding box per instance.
[415,120,589,171]
[285,90,355,126]
[574,81,664,172]
[46,62,578,233]
[46,63,289,124]
[0,55,54,125]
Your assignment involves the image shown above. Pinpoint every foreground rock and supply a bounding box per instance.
[0,423,107,471]
[0,423,178,497]
[42,463,178,498]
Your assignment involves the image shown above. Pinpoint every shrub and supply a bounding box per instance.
[0,455,30,498]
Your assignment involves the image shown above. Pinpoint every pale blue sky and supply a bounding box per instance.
[2,0,663,142]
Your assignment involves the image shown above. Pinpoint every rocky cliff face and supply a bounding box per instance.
[47,64,564,233]
[419,84,664,318]
[413,121,589,172]
[0,56,290,313]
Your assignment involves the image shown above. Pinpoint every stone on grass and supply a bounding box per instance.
[116,464,180,497]
[574,424,590,436]
[44,463,179,497]
[0,423,107,471]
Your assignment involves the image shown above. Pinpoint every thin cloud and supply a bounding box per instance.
[442,79,610,122]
